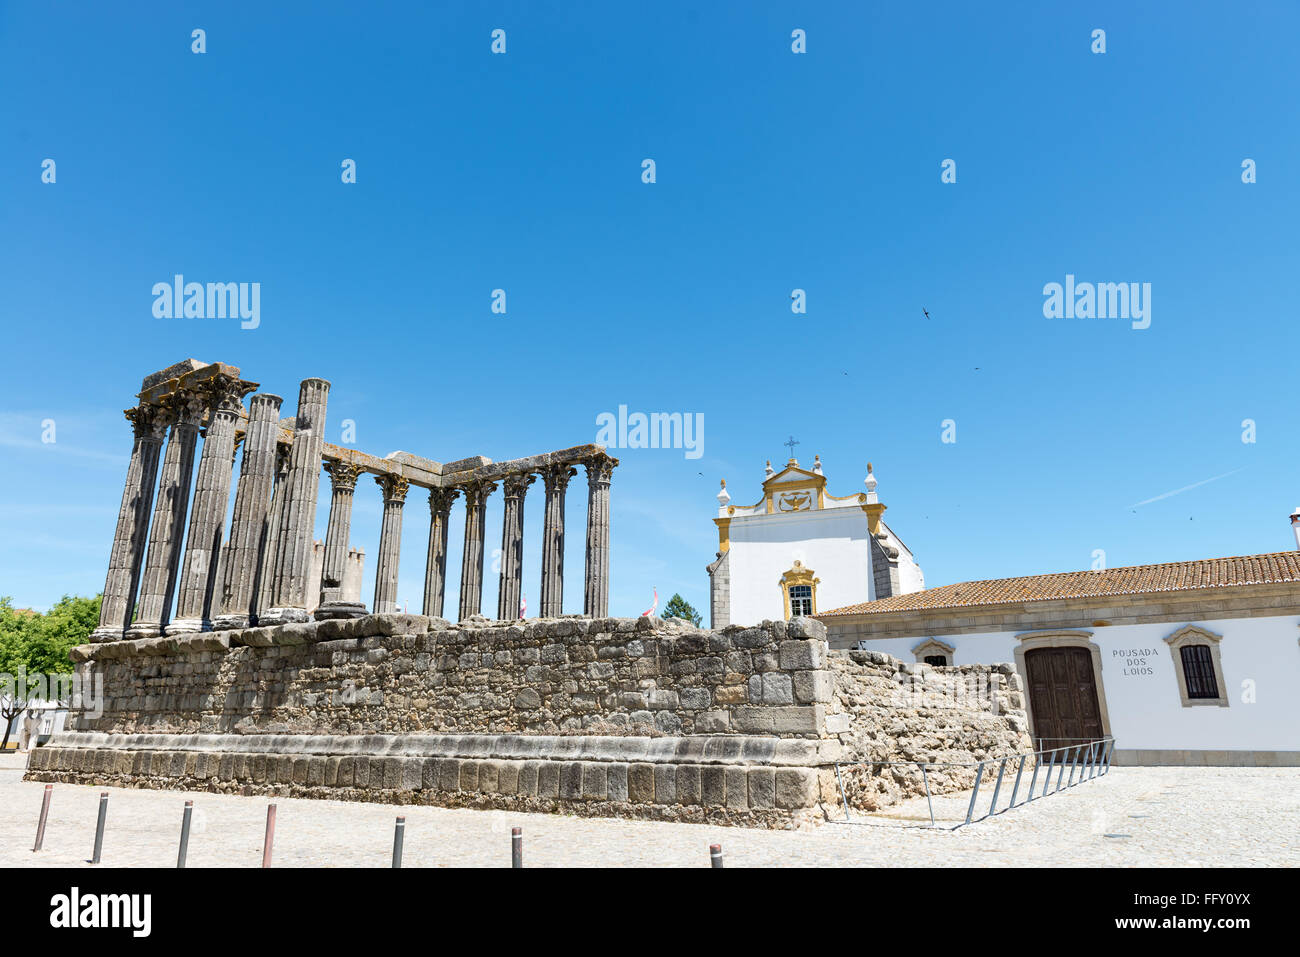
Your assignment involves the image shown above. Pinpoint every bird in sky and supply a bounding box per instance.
[922,308,931,319]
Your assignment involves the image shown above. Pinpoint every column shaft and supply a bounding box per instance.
[171,376,254,632]
[253,445,292,622]
[91,404,168,641]
[583,453,617,617]
[423,487,459,619]
[497,473,534,620]
[315,460,366,617]
[214,393,283,628]
[458,480,496,621]
[263,378,331,623]
[129,392,206,637]
[539,464,576,618]
[372,474,410,614]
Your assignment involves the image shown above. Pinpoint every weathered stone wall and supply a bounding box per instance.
[65,613,832,739]
[27,616,1034,827]
[823,649,1032,810]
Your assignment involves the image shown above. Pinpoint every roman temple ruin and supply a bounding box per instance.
[28,360,1033,827]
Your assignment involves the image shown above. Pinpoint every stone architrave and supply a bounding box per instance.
[371,473,410,615]
[497,472,535,620]
[213,393,283,629]
[128,391,207,638]
[539,464,577,618]
[252,443,292,622]
[457,480,497,621]
[315,460,368,619]
[169,375,256,633]
[262,378,330,624]
[423,486,460,619]
[582,452,618,618]
[90,404,170,641]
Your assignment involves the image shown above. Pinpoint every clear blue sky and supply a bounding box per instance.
[2,2,1298,618]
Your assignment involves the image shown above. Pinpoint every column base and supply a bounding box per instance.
[88,627,126,644]
[210,614,251,631]
[313,601,370,620]
[125,622,163,640]
[257,607,311,625]
[164,618,205,636]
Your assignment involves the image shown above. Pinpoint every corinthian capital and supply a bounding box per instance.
[207,374,258,418]
[125,403,170,442]
[460,479,498,508]
[324,460,364,492]
[375,472,411,504]
[541,463,578,494]
[583,451,619,485]
[429,486,461,515]
[502,472,536,500]
[169,390,208,430]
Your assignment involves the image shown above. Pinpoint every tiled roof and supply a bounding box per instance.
[818,552,1300,617]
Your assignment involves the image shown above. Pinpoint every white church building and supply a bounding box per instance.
[709,461,1300,767]
[706,456,924,628]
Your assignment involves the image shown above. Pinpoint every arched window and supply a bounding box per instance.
[1164,625,1229,708]
[778,561,820,619]
[912,637,955,667]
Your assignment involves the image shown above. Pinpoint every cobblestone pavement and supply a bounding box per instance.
[1,753,1294,867]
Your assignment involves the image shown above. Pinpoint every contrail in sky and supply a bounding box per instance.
[1128,468,1246,509]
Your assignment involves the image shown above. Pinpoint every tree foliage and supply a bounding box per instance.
[661,593,702,627]
[0,594,98,749]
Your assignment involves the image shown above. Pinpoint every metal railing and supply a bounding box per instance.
[830,736,1115,830]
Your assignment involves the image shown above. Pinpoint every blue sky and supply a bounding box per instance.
[2,2,1298,618]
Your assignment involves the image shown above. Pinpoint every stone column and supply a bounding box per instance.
[422,486,459,619]
[372,473,410,614]
[582,452,617,618]
[90,404,169,641]
[169,376,255,633]
[497,472,535,620]
[253,443,292,622]
[128,391,207,637]
[213,393,283,629]
[315,460,368,619]
[539,464,576,618]
[457,480,497,621]
[262,378,330,624]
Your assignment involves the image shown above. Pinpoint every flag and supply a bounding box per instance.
[641,587,658,617]
[519,593,526,620]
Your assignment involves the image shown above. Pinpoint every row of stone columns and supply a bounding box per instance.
[92,369,617,641]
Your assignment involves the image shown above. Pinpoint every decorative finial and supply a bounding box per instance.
[864,462,877,495]
[717,479,731,507]
[813,454,823,475]
[765,459,774,478]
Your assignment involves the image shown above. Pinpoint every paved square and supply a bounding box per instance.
[2,753,1294,867]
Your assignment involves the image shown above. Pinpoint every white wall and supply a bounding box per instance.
[728,507,872,626]
[853,615,1300,752]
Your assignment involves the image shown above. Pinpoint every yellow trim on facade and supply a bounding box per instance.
[863,502,887,535]
[714,517,731,553]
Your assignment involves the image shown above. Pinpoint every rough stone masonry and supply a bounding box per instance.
[30,613,1030,827]
[28,360,1030,827]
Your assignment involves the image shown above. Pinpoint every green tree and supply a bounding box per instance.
[661,593,702,627]
[0,594,99,750]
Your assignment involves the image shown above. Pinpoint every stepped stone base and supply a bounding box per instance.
[26,731,827,828]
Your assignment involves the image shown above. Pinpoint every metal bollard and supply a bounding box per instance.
[392,817,405,869]
[511,827,523,868]
[710,843,724,868]
[91,792,108,864]
[177,801,193,868]
[262,804,277,868]
[33,784,52,852]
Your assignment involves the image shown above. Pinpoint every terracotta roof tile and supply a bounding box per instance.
[818,551,1300,617]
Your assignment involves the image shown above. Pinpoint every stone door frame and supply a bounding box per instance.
[1013,630,1112,743]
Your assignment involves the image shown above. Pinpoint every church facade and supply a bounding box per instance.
[705,456,923,628]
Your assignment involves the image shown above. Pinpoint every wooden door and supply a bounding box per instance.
[1025,646,1104,750]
